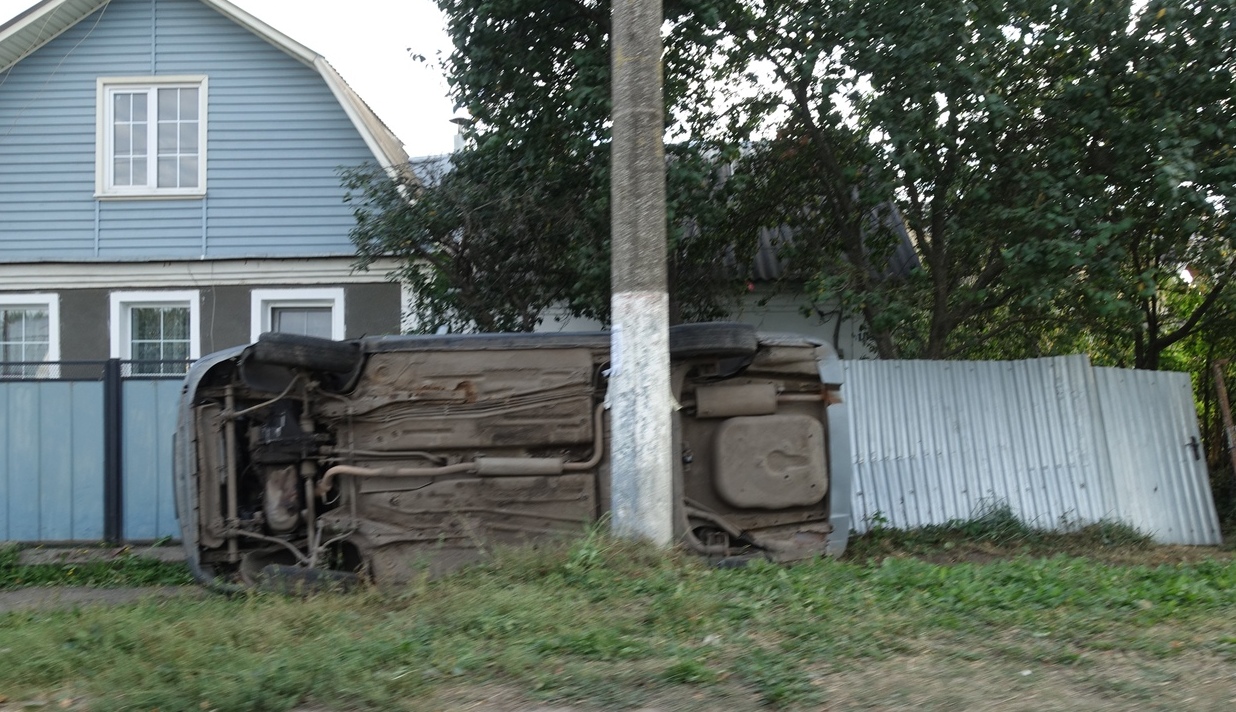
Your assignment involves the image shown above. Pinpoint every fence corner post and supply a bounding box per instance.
[103,358,123,544]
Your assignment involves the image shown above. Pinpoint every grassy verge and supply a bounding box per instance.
[0,545,193,589]
[1,525,1234,712]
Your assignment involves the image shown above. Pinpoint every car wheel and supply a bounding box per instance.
[668,322,758,360]
[247,332,361,373]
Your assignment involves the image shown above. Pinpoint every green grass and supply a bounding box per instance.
[1,526,1234,712]
[0,544,193,589]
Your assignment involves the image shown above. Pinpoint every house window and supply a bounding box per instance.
[97,77,207,197]
[110,291,200,375]
[0,294,59,378]
[250,288,345,341]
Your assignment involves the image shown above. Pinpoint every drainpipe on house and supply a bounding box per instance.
[608,0,673,545]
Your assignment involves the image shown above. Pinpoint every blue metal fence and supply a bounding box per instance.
[121,378,183,541]
[0,361,185,544]
[0,379,105,541]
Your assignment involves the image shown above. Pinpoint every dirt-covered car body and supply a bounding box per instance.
[173,324,852,589]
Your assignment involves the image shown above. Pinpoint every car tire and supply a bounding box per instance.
[668,322,758,360]
[247,332,361,373]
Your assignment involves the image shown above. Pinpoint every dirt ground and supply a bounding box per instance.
[0,585,203,614]
[811,650,1236,712]
[416,649,1236,712]
[952,543,1231,567]
[9,653,1234,712]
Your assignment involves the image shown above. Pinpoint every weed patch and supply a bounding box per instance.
[0,545,192,589]
[847,504,1161,564]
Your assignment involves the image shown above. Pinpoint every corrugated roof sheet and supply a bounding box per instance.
[749,203,919,282]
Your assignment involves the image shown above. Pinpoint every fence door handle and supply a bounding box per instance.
[1188,436,1200,461]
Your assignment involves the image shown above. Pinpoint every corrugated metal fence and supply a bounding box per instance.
[845,356,1222,544]
[1,361,183,543]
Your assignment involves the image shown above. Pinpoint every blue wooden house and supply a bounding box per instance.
[0,0,410,371]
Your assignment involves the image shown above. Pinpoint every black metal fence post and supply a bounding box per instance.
[103,358,124,543]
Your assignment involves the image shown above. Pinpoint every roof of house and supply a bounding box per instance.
[0,0,409,170]
[750,203,920,282]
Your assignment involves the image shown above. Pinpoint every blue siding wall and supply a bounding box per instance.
[0,381,106,542]
[0,0,379,261]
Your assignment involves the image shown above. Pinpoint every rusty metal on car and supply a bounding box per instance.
[173,323,850,589]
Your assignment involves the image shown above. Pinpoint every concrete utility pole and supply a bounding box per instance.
[608,0,673,544]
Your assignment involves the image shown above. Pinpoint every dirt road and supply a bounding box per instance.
[0,586,203,614]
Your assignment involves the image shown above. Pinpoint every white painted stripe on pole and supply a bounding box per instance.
[609,290,674,545]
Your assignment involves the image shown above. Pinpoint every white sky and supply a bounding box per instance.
[0,0,458,157]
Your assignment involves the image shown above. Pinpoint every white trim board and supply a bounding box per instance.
[0,257,403,290]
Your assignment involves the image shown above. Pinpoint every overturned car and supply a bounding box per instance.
[173,323,852,589]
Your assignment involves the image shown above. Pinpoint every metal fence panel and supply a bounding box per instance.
[846,355,1120,534]
[121,379,183,541]
[0,381,105,541]
[1094,368,1222,545]
[845,356,1221,545]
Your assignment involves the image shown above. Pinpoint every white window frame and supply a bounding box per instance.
[109,290,201,361]
[0,293,60,374]
[250,288,346,342]
[96,76,208,199]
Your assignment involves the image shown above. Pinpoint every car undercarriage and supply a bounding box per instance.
[174,324,851,590]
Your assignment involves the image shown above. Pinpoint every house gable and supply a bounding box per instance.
[0,0,407,261]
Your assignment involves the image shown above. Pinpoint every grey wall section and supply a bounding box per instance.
[0,381,105,541]
[729,292,873,359]
[0,0,376,261]
[122,378,182,540]
[538,293,874,359]
[201,285,250,354]
[19,282,401,361]
[845,356,1222,545]
[345,282,401,338]
[60,289,112,361]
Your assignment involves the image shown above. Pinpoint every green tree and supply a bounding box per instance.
[1032,0,1236,370]
[711,0,1057,359]
[347,0,752,332]
[347,0,1236,368]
